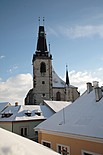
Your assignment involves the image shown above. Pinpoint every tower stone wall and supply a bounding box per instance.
[32,57,52,104]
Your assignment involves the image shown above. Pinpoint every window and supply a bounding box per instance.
[42,140,51,148]
[1,111,13,118]
[82,150,101,155]
[40,62,46,73]
[20,127,28,137]
[25,110,32,116]
[42,93,45,97]
[56,91,61,101]
[84,153,93,155]
[34,131,38,142]
[57,144,70,155]
[42,81,45,84]
[35,111,41,116]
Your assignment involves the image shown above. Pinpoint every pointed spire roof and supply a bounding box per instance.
[36,26,47,53]
[32,21,52,62]
[66,65,70,86]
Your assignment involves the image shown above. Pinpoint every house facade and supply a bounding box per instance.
[0,100,70,141]
[25,23,80,105]
[35,82,103,155]
[38,131,103,155]
[0,104,47,141]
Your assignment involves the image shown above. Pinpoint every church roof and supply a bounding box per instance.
[52,69,75,88]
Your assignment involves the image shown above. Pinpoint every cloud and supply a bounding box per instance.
[0,74,32,105]
[0,55,5,59]
[62,68,103,94]
[49,24,103,39]
[1,69,103,105]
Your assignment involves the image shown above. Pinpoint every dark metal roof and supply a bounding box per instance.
[37,26,47,53]
[32,26,52,62]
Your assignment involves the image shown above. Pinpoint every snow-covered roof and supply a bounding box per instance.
[44,100,71,112]
[52,70,65,88]
[0,102,10,113]
[0,128,60,155]
[52,69,75,88]
[41,104,54,118]
[35,89,103,139]
[0,104,53,122]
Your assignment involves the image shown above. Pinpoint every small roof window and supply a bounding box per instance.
[35,110,42,116]
[1,110,13,118]
[25,110,32,117]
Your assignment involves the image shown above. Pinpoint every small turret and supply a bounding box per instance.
[66,65,70,86]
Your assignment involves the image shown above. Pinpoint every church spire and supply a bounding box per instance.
[66,65,70,86]
[32,19,52,63]
[36,25,47,53]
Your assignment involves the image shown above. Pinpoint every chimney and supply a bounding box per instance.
[93,81,99,88]
[15,102,18,106]
[87,82,93,93]
[95,87,102,102]
[101,86,103,92]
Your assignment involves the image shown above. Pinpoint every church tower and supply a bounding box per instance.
[25,20,80,105]
[32,24,52,104]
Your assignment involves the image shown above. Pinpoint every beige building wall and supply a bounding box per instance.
[38,131,103,155]
[0,120,44,140]
[53,87,79,102]
[53,88,65,101]
[0,122,12,132]
[13,120,43,140]
[66,87,79,102]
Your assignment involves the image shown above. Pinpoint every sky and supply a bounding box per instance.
[0,0,103,104]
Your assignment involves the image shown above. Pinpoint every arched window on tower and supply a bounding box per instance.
[56,91,61,101]
[40,62,46,73]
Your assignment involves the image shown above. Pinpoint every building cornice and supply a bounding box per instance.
[38,129,103,144]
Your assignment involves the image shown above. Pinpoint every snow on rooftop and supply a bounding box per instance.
[52,70,65,88]
[0,105,47,122]
[52,69,75,88]
[40,104,54,118]
[0,102,10,112]
[0,128,60,155]
[44,100,71,112]
[36,89,103,139]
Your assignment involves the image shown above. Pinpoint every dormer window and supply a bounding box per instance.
[40,62,46,73]
[25,110,32,117]
[35,110,42,116]
[1,111,13,118]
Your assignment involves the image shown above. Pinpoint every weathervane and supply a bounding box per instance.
[38,17,45,26]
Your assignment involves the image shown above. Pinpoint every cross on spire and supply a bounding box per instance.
[38,17,45,26]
